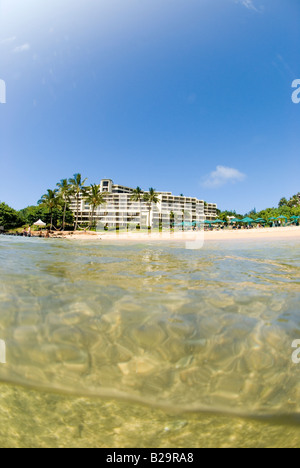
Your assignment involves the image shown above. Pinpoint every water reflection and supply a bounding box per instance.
[0,236,300,421]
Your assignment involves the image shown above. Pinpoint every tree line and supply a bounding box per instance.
[33,173,103,231]
[0,173,88,231]
[217,193,300,222]
[1,180,299,231]
[0,174,161,231]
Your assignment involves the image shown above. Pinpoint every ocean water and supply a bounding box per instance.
[0,235,300,447]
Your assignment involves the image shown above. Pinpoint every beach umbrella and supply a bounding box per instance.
[204,220,213,227]
[192,221,205,227]
[230,218,242,223]
[184,222,194,227]
[212,219,225,223]
[268,216,277,227]
[241,217,255,223]
[34,219,46,227]
[174,222,193,227]
[254,218,267,223]
[277,215,288,225]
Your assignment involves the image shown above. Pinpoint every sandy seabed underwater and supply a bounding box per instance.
[1,236,300,447]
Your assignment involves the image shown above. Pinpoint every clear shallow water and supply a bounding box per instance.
[1,235,300,447]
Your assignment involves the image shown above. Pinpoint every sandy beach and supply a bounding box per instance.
[62,226,300,242]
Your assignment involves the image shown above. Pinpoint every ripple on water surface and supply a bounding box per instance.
[1,236,300,421]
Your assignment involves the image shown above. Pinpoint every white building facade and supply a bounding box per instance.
[69,179,217,229]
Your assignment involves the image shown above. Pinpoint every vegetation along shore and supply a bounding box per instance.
[1,173,300,237]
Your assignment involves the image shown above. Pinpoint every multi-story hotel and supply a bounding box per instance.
[69,179,217,229]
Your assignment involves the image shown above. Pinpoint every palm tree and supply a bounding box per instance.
[288,195,300,208]
[130,187,143,227]
[38,189,59,229]
[143,188,159,229]
[68,173,87,230]
[56,179,72,230]
[181,207,185,231]
[170,211,175,229]
[278,197,288,208]
[84,184,105,229]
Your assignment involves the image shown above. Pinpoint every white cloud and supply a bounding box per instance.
[13,43,30,53]
[235,0,259,12]
[202,166,246,188]
[0,36,16,44]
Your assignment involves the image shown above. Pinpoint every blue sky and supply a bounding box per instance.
[0,0,300,213]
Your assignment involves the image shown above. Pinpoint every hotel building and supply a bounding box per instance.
[69,179,217,229]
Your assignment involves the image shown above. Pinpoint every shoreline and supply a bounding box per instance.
[2,226,300,243]
[65,226,300,243]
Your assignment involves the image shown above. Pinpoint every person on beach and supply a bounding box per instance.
[27,227,31,237]
[22,228,27,237]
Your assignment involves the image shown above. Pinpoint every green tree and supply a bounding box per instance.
[170,211,175,229]
[68,173,87,230]
[84,184,105,229]
[278,197,288,208]
[56,179,72,230]
[19,205,48,226]
[247,208,257,220]
[38,189,59,229]
[288,195,299,208]
[20,205,73,228]
[218,210,243,222]
[143,188,159,229]
[0,202,24,230]
[130,186,143,203]
[130,187,143,227]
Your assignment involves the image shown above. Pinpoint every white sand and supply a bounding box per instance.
[64,226,300,243]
